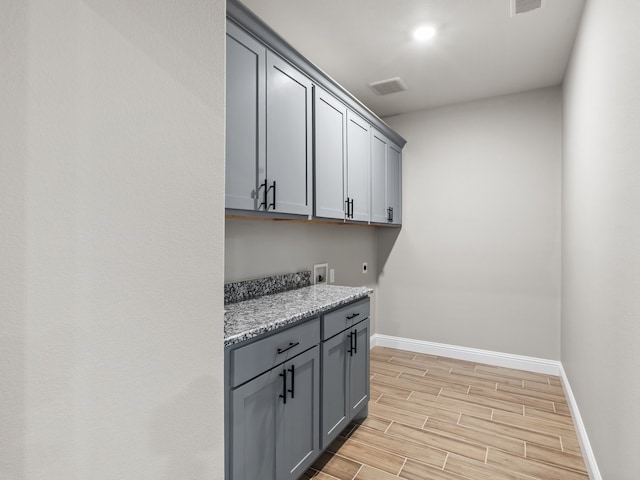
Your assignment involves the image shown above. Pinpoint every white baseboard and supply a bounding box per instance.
[559,365,602,480]
[368,333,602,480]
[370,333,561,375]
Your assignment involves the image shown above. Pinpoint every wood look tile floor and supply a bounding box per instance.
[303,346,588,480]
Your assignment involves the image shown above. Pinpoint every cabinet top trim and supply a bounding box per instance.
[227,0,407,148]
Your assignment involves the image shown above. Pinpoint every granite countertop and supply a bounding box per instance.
[224,284,373,347]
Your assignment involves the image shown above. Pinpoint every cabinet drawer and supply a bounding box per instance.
[322,299,370,340]
[230,317,319,387]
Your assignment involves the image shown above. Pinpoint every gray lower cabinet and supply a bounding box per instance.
[226,298,370,479]
[230,345,319,480]
[320,301,370,448]
[371,129,402,225]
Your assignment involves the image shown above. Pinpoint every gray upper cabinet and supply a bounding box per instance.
[346,112,371,222]
[266,52,313,216]
[226,0,405,224]
[314,87,371,223]
[371,129,402,225]
[314,88,346,220]
[226,20,312,216]
[225,21,265,211]
[386,142,402,225]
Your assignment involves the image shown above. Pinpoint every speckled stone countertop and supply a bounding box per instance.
[224,284,373,347]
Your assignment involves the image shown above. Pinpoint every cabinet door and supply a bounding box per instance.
[230,365,282,480]
[266,52,313,216]
[348,318,370,417]
[387,143,402,225]
[320,332,349,448]
[346,111,370,222]
[277,347,320,480]
[370,130,388,223]
[226,21,265,211]
[314,88,346,220]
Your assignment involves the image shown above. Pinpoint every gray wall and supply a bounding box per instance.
[0,0,226,478]
[225,217,379,330]
[379,87,562,360]
[563,0,640,477]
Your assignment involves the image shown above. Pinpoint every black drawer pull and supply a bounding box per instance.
[347,332,354,357]
[277,342,299,355]
[279,368,287,404]
[267,180,276,210]
[288,365,295,399]
[353,328,358,354]
[346,312,360,320]
[259,179,268,210]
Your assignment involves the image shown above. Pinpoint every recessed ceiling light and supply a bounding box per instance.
[413,25,437,42]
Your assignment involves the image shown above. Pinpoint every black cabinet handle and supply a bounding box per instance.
[279,368,287,404]
[346,312,360,320]
[277,341,299,355]
[350,198,354,218]
[259,179,268,210]
[267,180,276,210]
[347,332,354,357]
[345,198,350,218]
[353,328,358,354]
[288,365,295,399]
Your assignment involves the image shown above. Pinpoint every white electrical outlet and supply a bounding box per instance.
[329,269,335,283]
[362,262,368,274]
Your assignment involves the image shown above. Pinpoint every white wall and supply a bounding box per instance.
[379,87,562,359]
[562,0,640,477]
[225,217,379,329]
[0,0,226,478]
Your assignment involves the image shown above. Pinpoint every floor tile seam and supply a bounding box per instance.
[423,417,529,456]
[495,384,569,404]
[459,413,566,444]
[397,457,408,477]
[383,422,490,462]
[377,393,481,422]
[473,369,553,385]
[525,440,588,464]
[467,385,556,410]
[445,452,542,480]
[520,445,590,476]
[349,430,449,471]
[492,412,580,437]
[308,467,342,480]
[439,389,528,414]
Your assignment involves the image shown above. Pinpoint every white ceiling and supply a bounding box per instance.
[239,0,586,117]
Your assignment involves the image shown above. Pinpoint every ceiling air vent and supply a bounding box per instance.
[369,77,408,96]
[511,0,544,16]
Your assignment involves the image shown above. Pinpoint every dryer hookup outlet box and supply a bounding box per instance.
[314,263,328,285]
